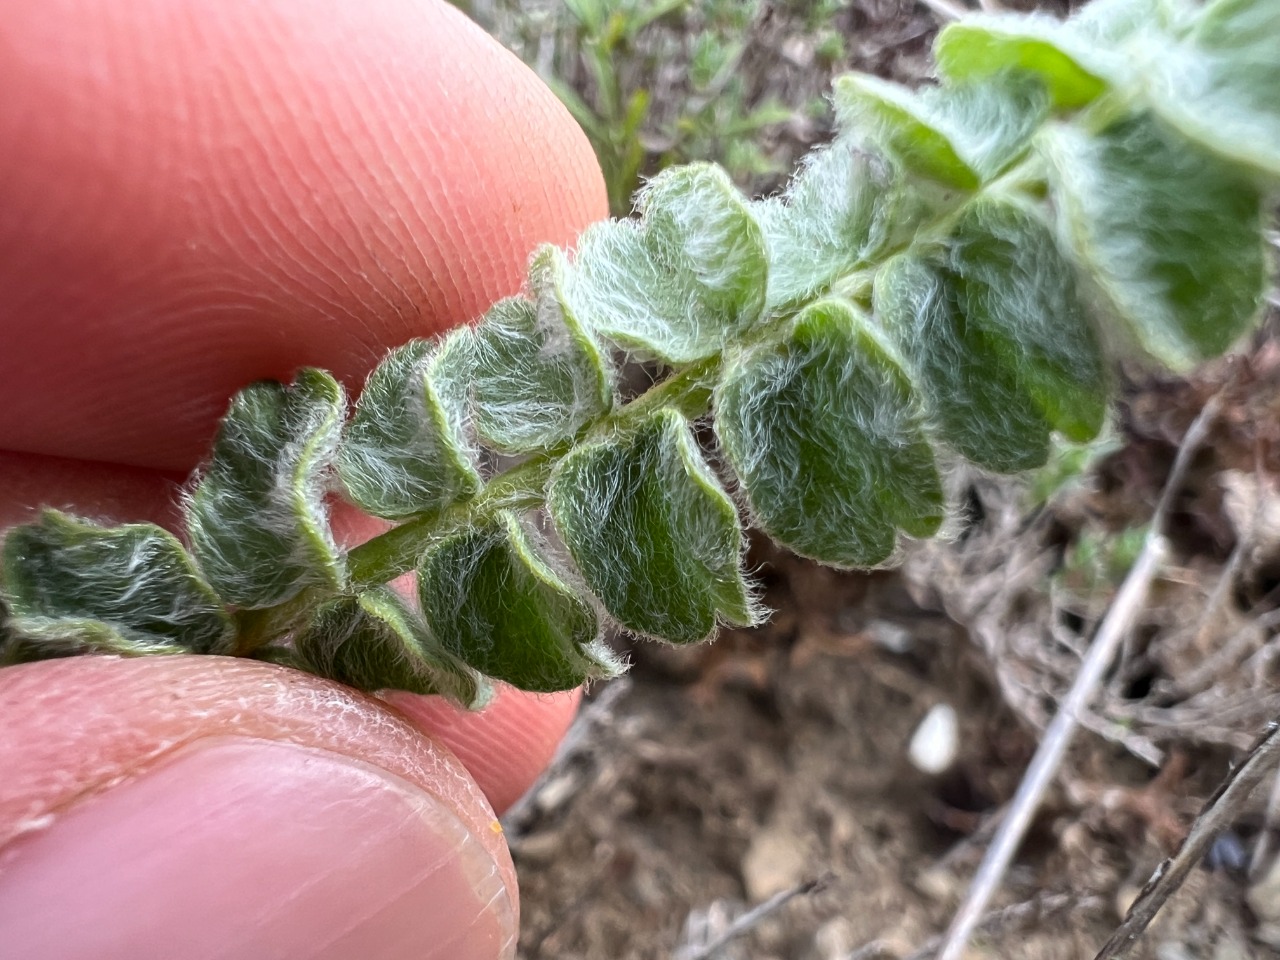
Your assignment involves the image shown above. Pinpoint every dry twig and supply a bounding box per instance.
[914,0,969,23]
[674,875,831,960]
[933,393,1224,960]
[1094,718,1280,959]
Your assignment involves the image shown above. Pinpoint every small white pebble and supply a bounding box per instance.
[908,703,959,775]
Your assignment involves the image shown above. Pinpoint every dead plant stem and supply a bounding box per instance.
[1094,718,1280,959]
[934,392,1224,960]
[676,876,830,960]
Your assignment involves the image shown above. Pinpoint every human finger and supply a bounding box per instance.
[0,656,521,960]
[0,0,606,471]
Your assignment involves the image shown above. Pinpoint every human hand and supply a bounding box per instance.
[0,1,607,957]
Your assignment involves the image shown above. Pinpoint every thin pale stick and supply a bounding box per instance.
[1094,718,1280,959]
[934,393,1224,960]
[915,0,969,21]
[676,876,830,960]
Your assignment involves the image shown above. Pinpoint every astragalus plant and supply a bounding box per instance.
[3,0,1277,705]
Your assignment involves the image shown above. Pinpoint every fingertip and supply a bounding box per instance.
[0,450,184,530]
[0,0,607,470]
[383,685,582,815]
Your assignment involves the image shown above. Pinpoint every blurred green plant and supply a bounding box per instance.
[469,0,845,214]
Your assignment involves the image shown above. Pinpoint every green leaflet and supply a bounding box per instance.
[548,408,755,644]
[1042,114,1268,369]
[1146,0,1280,179]
[874,198,1107,472]
[467,247,613,453]
[716,299,944,568]
[750,139,901,310]
[295,587,490,709]
[1069,0,1162,43]
[186,369,347,608]
[874,255,1049,471]
[418,512,622,692]
[934,15,1117,107]
[338,337,481,520]
[833,73,1049,189]
[1,511,234,661]
[747,138,911,309]
[562,163,768,363]
[949,197,1107,443]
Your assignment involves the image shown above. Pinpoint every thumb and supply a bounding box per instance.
[0,657,517,960]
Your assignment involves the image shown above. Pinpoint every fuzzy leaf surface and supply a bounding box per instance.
[418,512,621,692]
[875,198,1106,471]
[1149,0,1280,178]
[339,338,480,520]
[875,255,1049,470]
[934,15,1116,107]
[1,511,234,660]
[186,369,346,608]
[548,408,754,644]
[949,197,1107,442]
[833,74,1048,189]
[467,248,612,453]
[751,140,901,309]
[563,163,768,363]
[295,587,490,708]
[716,299,944,568]
[1043,114,1267,369]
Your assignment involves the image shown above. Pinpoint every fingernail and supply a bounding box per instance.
[0,738,517,960]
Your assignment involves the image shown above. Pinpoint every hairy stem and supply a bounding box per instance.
[345,356,721,589]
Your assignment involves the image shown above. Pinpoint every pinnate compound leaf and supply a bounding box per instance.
[1147,0,1280,179]
[1,511,233,660]
[934,15,1117,107]
[295,587,490,708]
[716,299,944,568]
[1042,114,1268,369]
[187,369,346,608]
[834,73,1049,189]
[563,163,768,363]
[751,139,902,309]
[548,408,755,644]
[418,512,622,692]
[874,198,1106,471]
[338,338,481,519]
[467,247,613,453]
